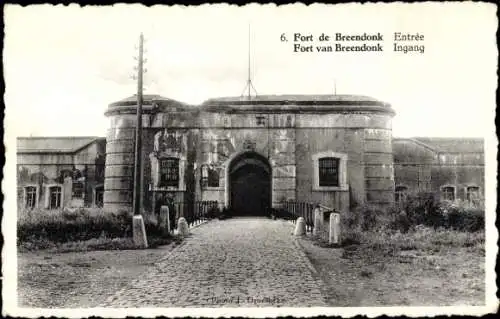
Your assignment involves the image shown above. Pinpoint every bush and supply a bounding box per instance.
[17,208,170,245]
[339,193,484,248]
[442,203,484,232]
[386,193,484,233]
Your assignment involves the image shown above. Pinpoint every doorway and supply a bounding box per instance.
[228,152,271,216]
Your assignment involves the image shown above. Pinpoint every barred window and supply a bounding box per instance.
[208,167,219,187]
[395,186,408,203]
[441,186,455,201]
[318,157,340,187]
[256,115,266,126]
[49,186,62,209]
[72,181,84,199]
[25,186,37,209]
[159,158,179,188]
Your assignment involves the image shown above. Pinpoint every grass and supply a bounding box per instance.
[300,196,486,306]
[301,226,485,306]
[17,208,182,253]
[18,232,183,253]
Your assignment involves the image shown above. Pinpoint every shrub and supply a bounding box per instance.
[17,208,170,245]
[386,193,484,233]
[442,203,484,232]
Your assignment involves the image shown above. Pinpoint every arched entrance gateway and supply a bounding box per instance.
[227,152,271,216]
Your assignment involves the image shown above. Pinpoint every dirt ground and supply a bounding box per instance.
[298,237,485,307]
[17,243,179,308]
[17,234,485,308]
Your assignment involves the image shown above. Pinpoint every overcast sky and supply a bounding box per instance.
[3,3,497,138]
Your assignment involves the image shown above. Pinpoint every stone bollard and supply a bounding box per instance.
[329,212,341,245]
[313,206,323,236]
[177,217,190,237]
[132,215,148,248]
[294,217,306,236]
[158,205,171,236]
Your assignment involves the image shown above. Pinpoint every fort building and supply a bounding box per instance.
[16,94,484,214]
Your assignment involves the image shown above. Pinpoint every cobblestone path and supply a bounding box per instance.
[102,217,327,307]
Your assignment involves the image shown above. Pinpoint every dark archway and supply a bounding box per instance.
[229,152,271,216]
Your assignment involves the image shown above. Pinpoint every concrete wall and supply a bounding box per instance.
[104,106,396,213]
[17,139,106,210]
[393,139,485,202]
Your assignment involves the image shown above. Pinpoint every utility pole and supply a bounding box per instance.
[133,33,144,216]
[131,33,148,248]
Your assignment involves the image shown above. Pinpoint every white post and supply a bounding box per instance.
[177,217,190,236]
[159,205,170,235]
[313,206,322,236]
[329,213,341,245]
[294,217,306,236]
[132,215,148,248]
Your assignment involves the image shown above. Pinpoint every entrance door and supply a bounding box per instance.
[229,153,271,216]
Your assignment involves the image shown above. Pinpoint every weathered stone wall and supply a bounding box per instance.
[194,112,296,208]
[103,96,396,213]
[363,124,395,207]
[430,153,485,200]
[104,114,136,210]
[393,139,485,201]
[294,113,394,211]
[17,140,105,210]
[393,140,435,193]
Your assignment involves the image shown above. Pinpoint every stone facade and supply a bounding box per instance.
[16,95,485,213]
[17,137,106,210]
[103,94,396,213]
[393,137,484,204]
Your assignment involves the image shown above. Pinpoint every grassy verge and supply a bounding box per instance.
[18,233,183,253]
[299,195,485,306]
[301,226,485,306]
[17,208,183,253]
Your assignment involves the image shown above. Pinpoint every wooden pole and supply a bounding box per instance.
[133,33,144,216]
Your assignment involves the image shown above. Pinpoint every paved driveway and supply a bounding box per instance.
[102,217,327,307]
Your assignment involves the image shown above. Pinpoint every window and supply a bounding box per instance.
[312,151,348,191]
[395,186,408,203]
[208,167,220,187]
[441,186,455,201]
[256,115,266,126]
[159,158,180,188]
[25,186,37,209]
[49,186,62,209]
[318,157,340,187]
[466,186,480,203]
[72,181,84,199]
[95,186,104,207]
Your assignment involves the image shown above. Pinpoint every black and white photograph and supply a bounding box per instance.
[2,3,498,317]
